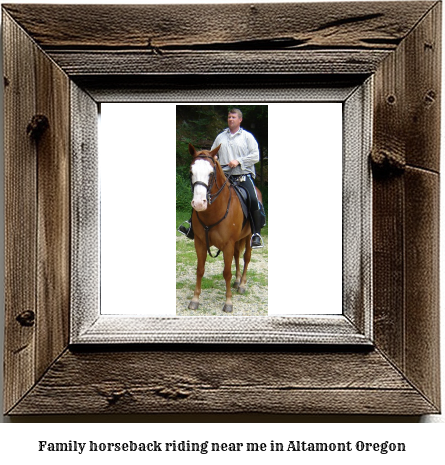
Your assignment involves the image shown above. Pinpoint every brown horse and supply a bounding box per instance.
[188,143,262,313]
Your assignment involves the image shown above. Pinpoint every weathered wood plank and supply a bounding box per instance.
[3,12,38,414]
[372,175,405,370]
[75,74,366,103]
[371,2,441,411]
[404,1,441,172]
[373,4,441,410]
[3,2,441,417]
[404,168,440,410]
[371,1,440,172]
[2,2,436,50]
[73,315,370,345]
[342,81,373,336]
[372,50,406,172]
[70,83,100,339]
[9,349,438,415]
[12,387,437,416]
[47,50,391,76]
[371,36,406,365]
[35,43,71,380]
[3,10,71,413]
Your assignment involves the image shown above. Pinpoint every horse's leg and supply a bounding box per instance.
[222,243,235,313]
[188,238,207,310]
[233,241,241,290]
[238,236,252,294]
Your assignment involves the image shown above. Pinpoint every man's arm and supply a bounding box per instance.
[237,132,260,171]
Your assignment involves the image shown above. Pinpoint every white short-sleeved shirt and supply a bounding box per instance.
[211,127,260,178]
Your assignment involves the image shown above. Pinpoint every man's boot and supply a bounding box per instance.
[178,218,194,239]
[251,210,264,249]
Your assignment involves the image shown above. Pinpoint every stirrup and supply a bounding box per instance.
[251,233,264,249]
[178,220,193,239]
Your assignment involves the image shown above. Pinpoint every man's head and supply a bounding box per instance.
[228,108,243,133]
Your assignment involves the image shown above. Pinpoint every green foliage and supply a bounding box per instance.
[176,166,192,211]
[176,105,269,210]
[176,106,227,164]
[176,105,268,166]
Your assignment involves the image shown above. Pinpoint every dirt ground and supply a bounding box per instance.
[176,234,268,316]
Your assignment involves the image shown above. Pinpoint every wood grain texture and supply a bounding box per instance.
[47,50,391,76]
[3,1,434,78]
[74,315,371,345]
[371,2,441,411]
[2,2,436,49]
[342,81,373,336]
[8,349,437,415]
[372,175,405,369]
[404,167,440,408]
[2,2,441,416]
[372,1,441,172]
[3,10,71,413]
[35,36,71,382]
[404,2,441,172]
[76,75,366,103]
[3,12,38,414]
[70,83,100,339]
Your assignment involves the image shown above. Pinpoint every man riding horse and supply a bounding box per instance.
[179,108,265,248]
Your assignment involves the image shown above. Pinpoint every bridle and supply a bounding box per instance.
[190,155,228,205]
[190,155,232,257]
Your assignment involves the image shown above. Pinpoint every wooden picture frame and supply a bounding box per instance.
[3,2,441,415]
[71,84,372,344]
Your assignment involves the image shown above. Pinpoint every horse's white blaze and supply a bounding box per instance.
[191,159,213,211]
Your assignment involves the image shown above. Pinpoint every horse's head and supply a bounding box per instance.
[189,143,221,211]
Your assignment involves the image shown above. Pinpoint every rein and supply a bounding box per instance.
[196,187,232,258]
[191,155,232,258]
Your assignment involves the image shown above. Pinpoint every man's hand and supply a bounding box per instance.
[228,159,240,168]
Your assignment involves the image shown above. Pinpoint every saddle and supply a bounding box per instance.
[229,176,250,220]
[228,175,266,229]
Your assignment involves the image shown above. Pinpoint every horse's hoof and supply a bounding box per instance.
[238,286,246,294]
[188,301,199,310]
[233,280,240,290]
[223,304,233,313]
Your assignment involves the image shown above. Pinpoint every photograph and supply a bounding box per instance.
[176,105,268,316]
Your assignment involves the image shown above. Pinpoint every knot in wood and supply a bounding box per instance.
[16,310,35,327]
[370,149,405,177]
[96,385,130,405]
[424,90,436,105]
[105,390,128,405]
[154,386,191,400]
[27,114,49,140]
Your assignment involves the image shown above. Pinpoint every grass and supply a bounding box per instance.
[247,269,268,287]
[176,208,268,316]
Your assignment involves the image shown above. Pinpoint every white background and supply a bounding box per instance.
[99,103,176,315]
[0,0,444,456]
[268,102,342,314]
[100,102,342,315]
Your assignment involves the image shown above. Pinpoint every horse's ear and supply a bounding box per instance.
[189,143,197,157]
[209,144,221,160]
